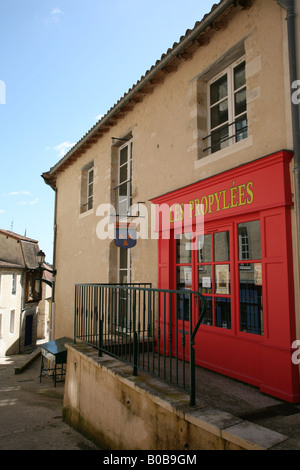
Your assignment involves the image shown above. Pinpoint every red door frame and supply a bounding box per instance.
[152,151,300,402]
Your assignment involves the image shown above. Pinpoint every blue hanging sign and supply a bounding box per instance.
[114,222,137,249]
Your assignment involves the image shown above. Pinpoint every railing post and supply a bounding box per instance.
[133,290,138,376]
[189,293,196,406]
[98,286,103,357]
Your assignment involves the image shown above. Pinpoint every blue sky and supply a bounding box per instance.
[0,0,216,264]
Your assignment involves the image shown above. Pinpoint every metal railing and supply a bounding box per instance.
[74,283,206,405]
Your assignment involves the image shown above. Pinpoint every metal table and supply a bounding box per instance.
[40,337,73,386]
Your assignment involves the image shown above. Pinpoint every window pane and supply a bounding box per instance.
[210,74,228,105]
[198,234,212,263]
[118,199,128,217]
[119,248,127,270]
[210,99,228,129]
[234,61,246,90]
[214,231,230,261]
[198,265,212,294]
[211,125,229,153]
[215,297,231,329]
[119,182,128,197]
[240,264,263,335]
[87,196,93,211]
[236,116,248,142]
[88,181,93,197]
[176,233,192,264]
[234,87,247,116]
[177,266,192,321]
[119,269,128,284]
[201,296,213,326]
[215,264,230,295]
[120,146,128,166]
[88,169,94,184]
[119,163,127,184]
[238,221,261,261]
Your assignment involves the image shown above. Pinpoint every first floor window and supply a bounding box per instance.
[10,309,15,334]
[207,57,247,154]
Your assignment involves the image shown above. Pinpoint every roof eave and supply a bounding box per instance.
[44,0,246,183]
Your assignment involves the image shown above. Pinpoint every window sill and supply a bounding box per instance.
[79,208,94,219]
[194,135,253,171]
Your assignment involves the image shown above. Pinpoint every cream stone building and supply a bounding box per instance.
[43,0,300,403]
[0,230,45,355]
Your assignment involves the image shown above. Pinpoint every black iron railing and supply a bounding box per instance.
[74,283,206,405]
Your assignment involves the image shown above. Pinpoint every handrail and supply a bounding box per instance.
[74,283,206,406]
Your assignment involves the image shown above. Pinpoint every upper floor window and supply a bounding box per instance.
[206,58,247,154]
[117,140,132,219]
[11,273,16,295]
[80,161,94,213]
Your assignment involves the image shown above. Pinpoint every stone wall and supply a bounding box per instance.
[62,343,287,451]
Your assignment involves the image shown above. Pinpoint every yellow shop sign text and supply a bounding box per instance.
[170,181,254,222]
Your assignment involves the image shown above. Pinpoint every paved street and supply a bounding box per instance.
[0,351,101,451]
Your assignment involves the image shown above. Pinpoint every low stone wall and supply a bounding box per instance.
[62,343,288,451]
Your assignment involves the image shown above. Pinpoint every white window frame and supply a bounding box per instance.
[80,161,94,214]
[87,166,94,211]
[117,139,132,220]
[207,56,247,154]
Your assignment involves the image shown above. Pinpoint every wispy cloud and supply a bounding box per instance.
[95,114,104,121]
[44,7,63,24]
[0,209,5,213]
[2,190,31,197]
[54,141,75,157]
[17,198,39,206]
[51,7,63,23]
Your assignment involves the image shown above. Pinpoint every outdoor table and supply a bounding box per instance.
[39,337,73,386]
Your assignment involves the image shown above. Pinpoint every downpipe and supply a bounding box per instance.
[278,0,300,278]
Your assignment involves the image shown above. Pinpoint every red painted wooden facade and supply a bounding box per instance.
[151,151,300,402]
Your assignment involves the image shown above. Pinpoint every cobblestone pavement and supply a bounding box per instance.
[0,352,102,451]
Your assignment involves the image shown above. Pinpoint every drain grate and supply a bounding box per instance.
[240,403,300,422]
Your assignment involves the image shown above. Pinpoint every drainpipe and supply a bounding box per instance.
[278,0,300,275]
[50,188,57,341]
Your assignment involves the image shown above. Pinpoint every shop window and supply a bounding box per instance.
[176,234,192,321]
[204,57,247,154]
[174,220,262,335]
[80,161,94,213]
[198,231,231,329]
[238,221,263,335]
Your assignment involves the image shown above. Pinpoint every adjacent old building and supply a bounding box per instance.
[43,0,300,403]
[0,229,50,355]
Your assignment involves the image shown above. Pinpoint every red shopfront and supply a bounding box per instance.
[151,150,300,403]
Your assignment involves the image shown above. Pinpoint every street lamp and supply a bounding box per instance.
[36,250,56,286]
[37,250,46,266]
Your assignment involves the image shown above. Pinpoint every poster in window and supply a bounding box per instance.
[254,263,262,286]
[215,264,230,295]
